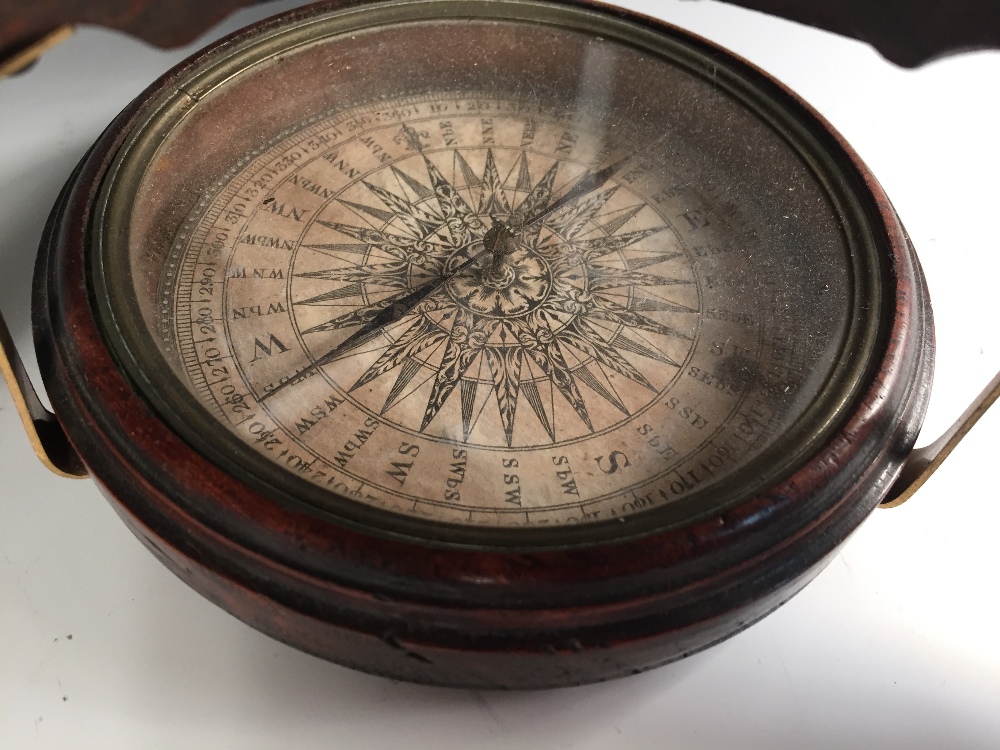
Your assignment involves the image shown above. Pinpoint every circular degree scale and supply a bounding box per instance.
[28,0,934,687]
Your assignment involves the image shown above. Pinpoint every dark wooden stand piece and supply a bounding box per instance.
[0,0,264,67]
[4,0,1000,71]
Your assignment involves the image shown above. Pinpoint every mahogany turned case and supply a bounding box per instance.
[23,0,939,688]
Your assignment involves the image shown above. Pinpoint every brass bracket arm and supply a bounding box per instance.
[0,24,73,78]
[882,369,1000,508]
[0,311,86,478]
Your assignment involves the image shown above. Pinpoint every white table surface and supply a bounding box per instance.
[2,1,999,747]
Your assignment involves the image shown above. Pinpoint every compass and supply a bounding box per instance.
[3,0,998,689]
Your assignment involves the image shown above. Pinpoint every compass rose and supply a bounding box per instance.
[292,147,698,447]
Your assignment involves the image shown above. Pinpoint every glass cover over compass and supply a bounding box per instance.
[94,0,881,542]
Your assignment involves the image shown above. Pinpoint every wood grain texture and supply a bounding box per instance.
[717,0,1000,66]
[3,0,999,71]
[0,0,264,65]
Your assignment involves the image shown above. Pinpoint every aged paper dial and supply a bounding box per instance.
[156,89,849,528]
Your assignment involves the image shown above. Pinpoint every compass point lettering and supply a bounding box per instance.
[233,302,287,320]
[555,130,579,156]
[333,417,379,469]
[681,209,710,230]
[595,451,631,475]
[481,118,495,146]
[266,201,307,222]
[444,449,468,503]
[638,424,679,460]
[239,233,296,251]
[359,135,392,164]
[294,394,345,435]
[289,173,337,200]
[249,333,290,362]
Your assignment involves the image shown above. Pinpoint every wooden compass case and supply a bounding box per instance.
[30,0,932,688]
